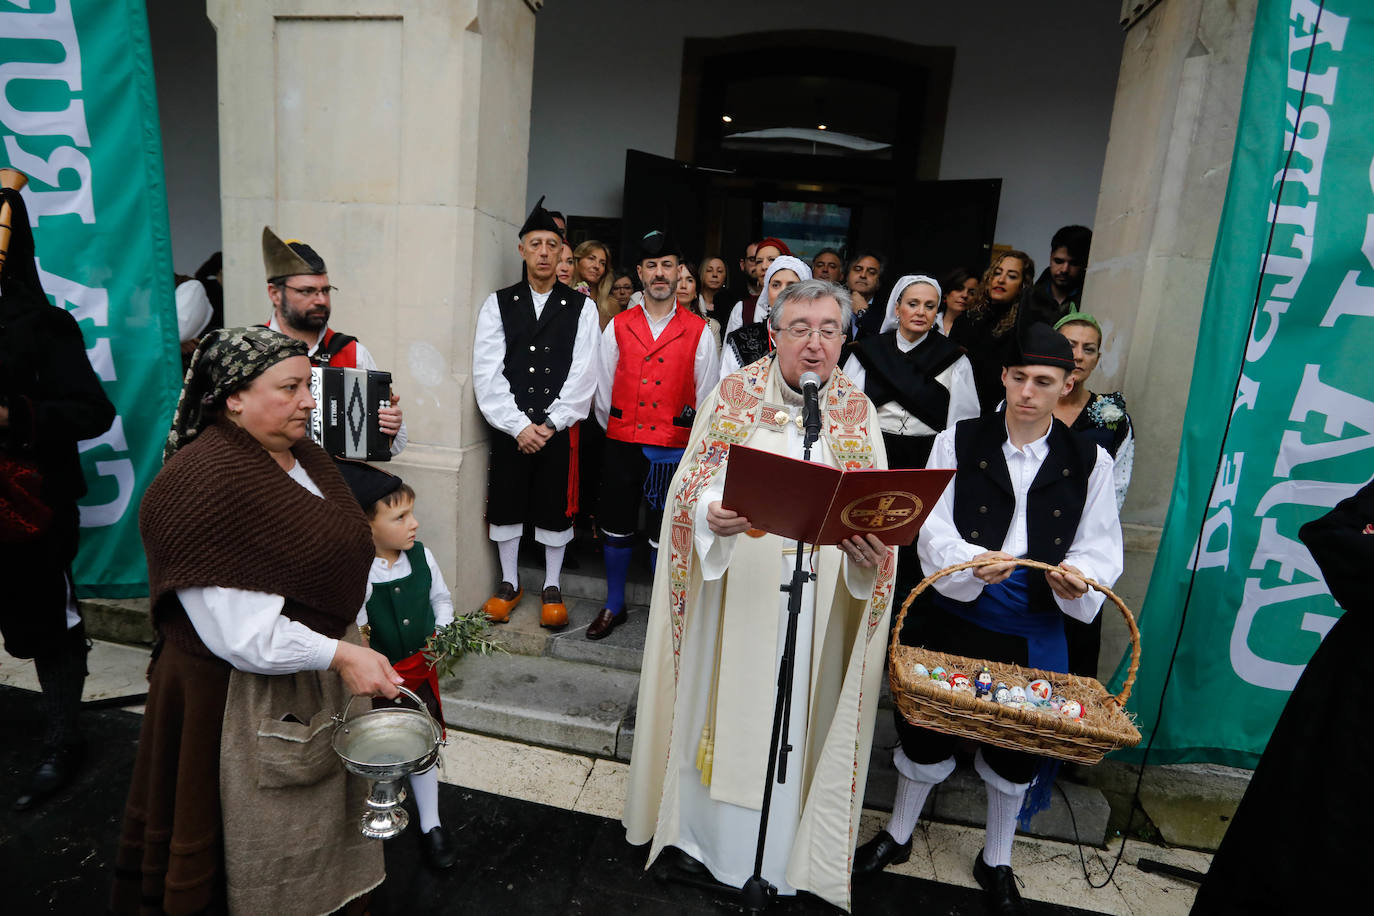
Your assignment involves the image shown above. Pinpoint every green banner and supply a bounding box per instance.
[1113,0,1374,766]
[1,0,180,596]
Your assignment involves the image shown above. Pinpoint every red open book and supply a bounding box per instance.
[720,444,955,546]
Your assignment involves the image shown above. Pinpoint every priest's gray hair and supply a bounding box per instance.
[768,278,853,333]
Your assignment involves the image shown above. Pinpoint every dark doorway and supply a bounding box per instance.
[650,30,1001,287]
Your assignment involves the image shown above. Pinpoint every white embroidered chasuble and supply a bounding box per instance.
[622,356,895,912]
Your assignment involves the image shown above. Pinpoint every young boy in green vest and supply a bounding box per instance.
[337,460,457,870]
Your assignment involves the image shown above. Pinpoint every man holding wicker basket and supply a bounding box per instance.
[854,321,1123,916]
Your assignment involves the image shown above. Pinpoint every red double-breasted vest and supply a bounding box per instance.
[606,305,706,448]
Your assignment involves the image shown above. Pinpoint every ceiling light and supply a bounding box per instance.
[817,124,827,130]
[722,114,733,123]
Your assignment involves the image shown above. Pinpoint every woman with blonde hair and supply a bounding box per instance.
[571,240,613,323]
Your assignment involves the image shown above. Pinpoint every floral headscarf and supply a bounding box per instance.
[164,326,308,461]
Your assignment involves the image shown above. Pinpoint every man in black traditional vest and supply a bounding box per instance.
[472,197,599,629]
[854,323,1123,915]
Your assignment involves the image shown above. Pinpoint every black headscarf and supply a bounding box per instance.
[164,327,308,461]
[0,187,44,319]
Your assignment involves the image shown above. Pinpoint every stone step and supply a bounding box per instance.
[482,586,649,672]
[79,597,154,646]
[438,651,639,760]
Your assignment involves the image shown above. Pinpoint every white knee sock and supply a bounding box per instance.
[886,749,957,843]
[543,543,566,590]
[409,766,441,833]
[886,773,936,843]
[976,750,1029,868]
[497,536,521,587]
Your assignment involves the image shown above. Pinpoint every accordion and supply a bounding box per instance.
[309,366,393,461]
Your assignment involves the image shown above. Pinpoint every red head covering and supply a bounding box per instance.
[754,237,792,256]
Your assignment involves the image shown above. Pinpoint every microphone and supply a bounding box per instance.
[800,371,822,447]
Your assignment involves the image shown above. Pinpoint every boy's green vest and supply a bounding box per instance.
[365,543,434,664]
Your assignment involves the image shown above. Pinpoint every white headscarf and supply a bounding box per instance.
[758,255,813,323]
[175,278,213,342]
[878,273,942,335]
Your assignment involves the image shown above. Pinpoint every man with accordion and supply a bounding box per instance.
[261,226,405,459]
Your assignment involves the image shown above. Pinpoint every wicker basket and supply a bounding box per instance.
[888,557,1142,765]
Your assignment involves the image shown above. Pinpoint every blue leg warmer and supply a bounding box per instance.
[602,534,635,615]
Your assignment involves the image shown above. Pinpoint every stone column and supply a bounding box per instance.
[1085,0,1259,609]
[206,0,538,604]
[1064,0,1258,677]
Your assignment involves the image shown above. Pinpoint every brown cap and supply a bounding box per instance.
[262,226,327,282]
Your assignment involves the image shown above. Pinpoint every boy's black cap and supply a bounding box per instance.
[1006,320,1076,371]
[335,458,403,510]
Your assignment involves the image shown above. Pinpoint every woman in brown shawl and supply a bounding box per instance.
[112,327,403,915]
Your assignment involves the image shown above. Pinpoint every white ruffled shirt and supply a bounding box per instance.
[917,420,1123,623]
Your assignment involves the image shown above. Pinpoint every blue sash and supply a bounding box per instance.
[934,566,1069,825]
[934,567,1069,673]
[642,445,685,510]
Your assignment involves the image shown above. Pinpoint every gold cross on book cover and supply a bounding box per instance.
[720,445,955,546]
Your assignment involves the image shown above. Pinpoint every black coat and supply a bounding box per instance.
[0,187,115,656]
[1192,482,1374,912]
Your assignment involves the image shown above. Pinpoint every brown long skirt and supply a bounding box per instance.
[111,642,231,915]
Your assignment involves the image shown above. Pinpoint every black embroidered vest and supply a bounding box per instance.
[945,412,1099,611]
[497,281,583,423]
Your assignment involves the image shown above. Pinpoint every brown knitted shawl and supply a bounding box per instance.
[141,420,374,656]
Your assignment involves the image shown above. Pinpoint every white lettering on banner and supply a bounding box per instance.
[76,416,135,528]
[1226,2,1357,689]
[0,0,89,146]
[36,261,131,529]
[1230,577,1337,691]
[1190,453,1244,571]
[1274,364,1374,476]
[0,0,95,224]
[36,259,114,379]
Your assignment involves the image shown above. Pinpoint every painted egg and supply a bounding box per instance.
[1060,699,1084,719]
[1028,680,1053,704]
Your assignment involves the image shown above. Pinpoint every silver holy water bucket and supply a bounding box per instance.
[331,685,442,839]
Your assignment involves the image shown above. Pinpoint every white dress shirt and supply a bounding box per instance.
[841,331,981,438]
[917,421,1123,623]
[179,461,354,674]
[594,301,720,430]
[266,316,407,455]
[355,545,454,631]
[471,286,600,437]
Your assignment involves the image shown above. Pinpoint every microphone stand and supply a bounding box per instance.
[740,397,820,913]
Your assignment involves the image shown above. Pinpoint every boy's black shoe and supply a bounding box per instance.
[973,849,1026,916]
[852,829,912,877]
[423,826,458,869]
[13,741,84,812]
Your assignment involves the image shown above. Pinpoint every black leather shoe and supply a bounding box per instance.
[973,849,1026,915]
[852,829,911,878]
[13,743,84,812]
[585,608,624,640]
[674,848,708,876]
[422,826,457,869]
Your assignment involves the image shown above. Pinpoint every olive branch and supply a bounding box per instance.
[422,610,506,679]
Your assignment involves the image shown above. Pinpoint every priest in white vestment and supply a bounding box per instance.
[623,279,896,912]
